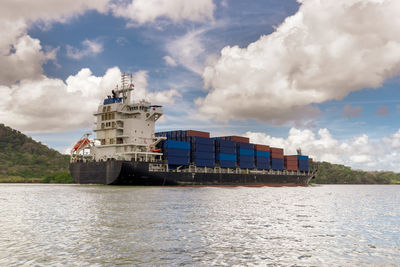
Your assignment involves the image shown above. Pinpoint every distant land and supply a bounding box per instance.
[0,123,399,184]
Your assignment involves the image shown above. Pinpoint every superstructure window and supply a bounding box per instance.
[107,106,111,112]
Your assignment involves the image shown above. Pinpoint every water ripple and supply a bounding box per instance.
[0,184,399,266]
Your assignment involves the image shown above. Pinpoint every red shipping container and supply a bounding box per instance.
[284,155,298,171]
[225,136,250,143]
[254,144,270,151]
[186,130,210,138]
[270,147,284,158]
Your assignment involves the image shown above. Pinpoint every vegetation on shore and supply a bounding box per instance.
[313,161,400,184]
[1,123,400,184]
[0,124,73,183]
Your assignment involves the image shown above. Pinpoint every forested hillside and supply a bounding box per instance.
[314,161,400,184]
[0,124,72,182]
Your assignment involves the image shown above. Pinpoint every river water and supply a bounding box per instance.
[0,184,399,266]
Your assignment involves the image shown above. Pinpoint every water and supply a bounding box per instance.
[0,185,399,266]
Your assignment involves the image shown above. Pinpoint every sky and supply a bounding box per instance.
[1,0,400,171]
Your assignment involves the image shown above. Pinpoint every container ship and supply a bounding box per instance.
[70,74,317,186]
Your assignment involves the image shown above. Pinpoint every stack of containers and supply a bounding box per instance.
[297,155,309,172]
[162,140,190,166]
[215,139,237,168]
[186,130,210,138]
[190,136,215,167]
[270,147,284,170]
[220,136,250,143]
[284,155,298,171]
[237,142,255,169]
[254,144,271,170]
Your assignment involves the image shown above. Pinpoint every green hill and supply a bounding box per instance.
[0,124,72,183]
[314,161,400,184]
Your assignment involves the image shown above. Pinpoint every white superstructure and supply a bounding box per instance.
[71,74,165,162]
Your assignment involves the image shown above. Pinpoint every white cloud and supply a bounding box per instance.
[163,55,177,67]
[245,128,400,172]
[166,29,208,74]
[0,67,181,133]
[66,39,103,60]
[131,70,181,104]
[111,0,215,25]
[0,0,109,85]
[198,0,400,124]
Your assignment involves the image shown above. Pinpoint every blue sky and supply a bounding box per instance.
[2,0,400,171]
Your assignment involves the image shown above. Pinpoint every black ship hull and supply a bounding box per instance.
[70,160,314,186]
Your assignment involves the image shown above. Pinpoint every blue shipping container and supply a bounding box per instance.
[194,159,215,167]
[215,139,236,147]
[256,151,270,158]
[238,149,254,156]
[238,155,254,162]
[167,156,190,165]
[255,157,270,163]
[256,161,270,170]
[297,155,309,161]
[237,142,254,150]
[220,160,236,168]
[164,140,190,150]
[163,148,190,157]
[191,143,214,152]
[217,153,237,161]
[190,136,214,145]
[192,151,215,160]
[271,158,284,170]
[239,161,254,169]
[217,146,236,154]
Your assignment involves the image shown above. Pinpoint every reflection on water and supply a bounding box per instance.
[0,184,399,266]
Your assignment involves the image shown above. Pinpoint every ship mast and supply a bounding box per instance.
[117,73,134,104]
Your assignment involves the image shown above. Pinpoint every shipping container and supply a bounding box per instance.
[163,148,190,157]
[270,147,284,159]
[256,151,270,158]
[220,160,236,168]
[216,153,237,161]
[271,158,284,170]
[256,161,270,170]
[237,142,254,150]
[219,136,250,143]
[297,155,309,161]
[186,130,210,138]
[167,156,190,166]
[254,144,270,151]
[238,148,254,156]
[163,140,190,150]
[217,146,236,154]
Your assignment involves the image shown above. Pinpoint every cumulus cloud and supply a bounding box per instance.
[163,55,177,67]
[198,0,400,124]
[66,39,103,59]
[245,128,400,172]
[0,0,109,85]
[342,105,363,118]
[131,71,181,104]
[0,67,181,133]
[375,105,390,117]
[111,0,215,25]
[166,29,208,74]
